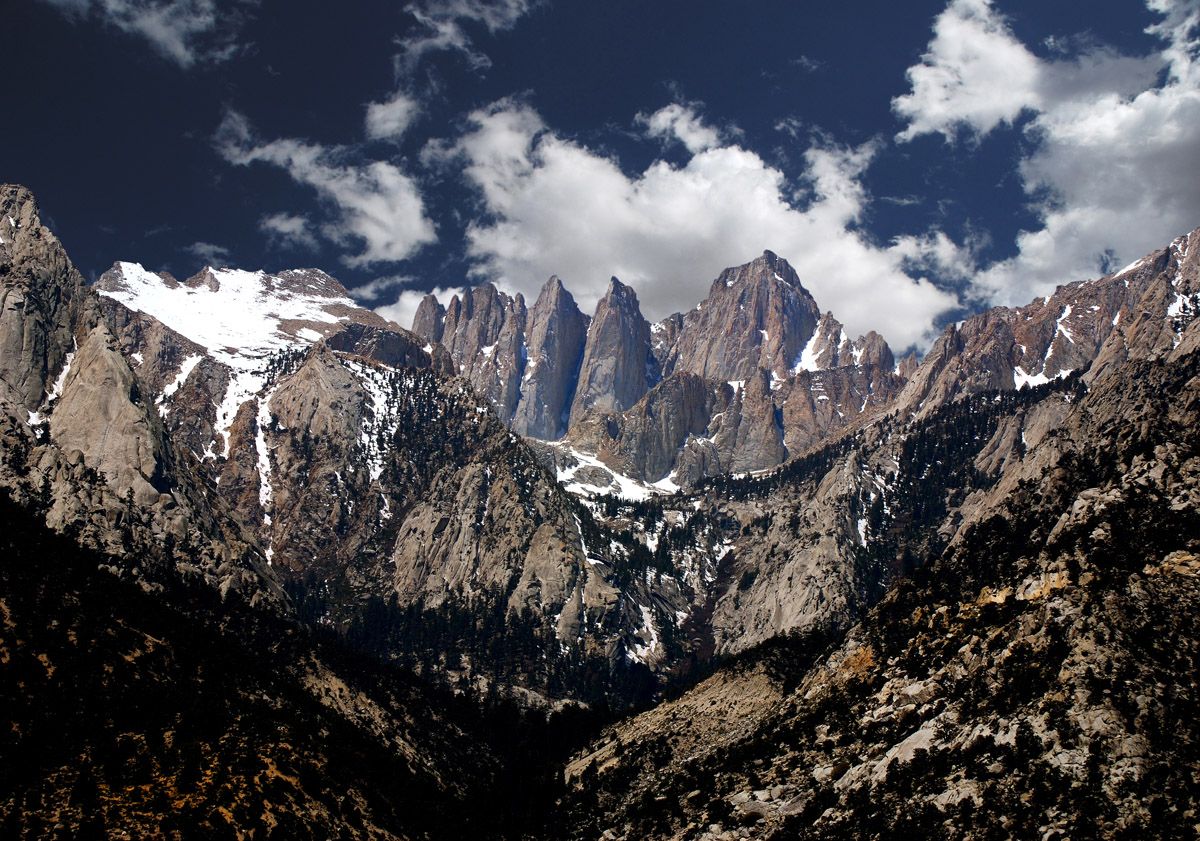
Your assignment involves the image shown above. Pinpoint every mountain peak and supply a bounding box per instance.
[670,252,822,381]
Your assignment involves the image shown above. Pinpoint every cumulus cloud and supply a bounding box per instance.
[896,0,1200,305]
[39,0,252,68]
[186,240,231,265]
[426,99,959,349]
[365,91,421,141]
[375,285,464,332]
[396,0,534,73]
[259,212,318,252]
[637,103,722,154]
[893,0,1043,142]
[215,110,436,267]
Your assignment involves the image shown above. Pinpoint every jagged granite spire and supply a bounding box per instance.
[568,277,653,426]
[511,276,589,439]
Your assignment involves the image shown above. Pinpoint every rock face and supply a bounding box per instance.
[440,284,529,420]
[511,277,589,439]
[48,323,167,508]
[0,185,86,413]
[665,250,821,382]
[411,292,445,343]
[568,278,654,426]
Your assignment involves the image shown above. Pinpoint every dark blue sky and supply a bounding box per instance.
[4,0,1194,348]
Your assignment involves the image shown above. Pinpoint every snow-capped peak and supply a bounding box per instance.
[95,261,388,457]
[96,262,366,361]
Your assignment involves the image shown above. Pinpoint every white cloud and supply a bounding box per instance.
[259,212,318,252]
[893,0,1043,142]
[365,91,421,141]
[216,111,437,267]
[40,0,251,68]
[891,230,981,284]
[431,100,959,349]
[186,240,230,265]
[350,274,414,303]
[637,103,722,154]
[375,285,463,333]
[897,0,1200,305]
[396,0,534,73]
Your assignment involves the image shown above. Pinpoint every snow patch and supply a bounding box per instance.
[255,394,275,527]
[157,354,202,416]
[1115,256,1145,276]
[1013,366,1050,389]
[555,446,674,501]
[627,604,660,664]
[45,346,75,405]
[793,323,824,373]
[1014,365,1073,390]
[98,262,361,457]
[1054,304,1075,344]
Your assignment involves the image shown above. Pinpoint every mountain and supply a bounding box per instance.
[0,185,726,707]
[512,276,589,439]
[421,253,905,490]
[663,250,821,382]
[3,180,1199,838]
[558,245,1200,839]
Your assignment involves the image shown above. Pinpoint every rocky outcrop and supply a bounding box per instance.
[569,278,653,426]
[0,185,88,414]
[598,372,720,481]
[511,276,589,440]
[327,320,453,376]
[48,323,167,508]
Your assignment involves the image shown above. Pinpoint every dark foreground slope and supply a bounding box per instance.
[558,342,1200,839]
[0,488,532,840]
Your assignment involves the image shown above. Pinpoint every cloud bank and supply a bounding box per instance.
[895,0,1200,306]
[427,101,959,349]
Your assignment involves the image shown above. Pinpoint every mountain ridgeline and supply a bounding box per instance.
[1,180,1198,839]
[411,251,907,489]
